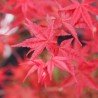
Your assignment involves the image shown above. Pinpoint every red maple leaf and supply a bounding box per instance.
[54,1,81,45]
[60,0,98,34]
[46,56,73,80]
[61,61,98,98]
[13,18,56,59]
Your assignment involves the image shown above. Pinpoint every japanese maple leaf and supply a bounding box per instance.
[61,61,98,98]
[54,1,81,45]
[46,55,75,80]
[23,59,48,84]
[14,18,56,59]
[60,0,98,33]
[58,39,89,65]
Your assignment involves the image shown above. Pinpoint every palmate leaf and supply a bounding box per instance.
[55,1,81,45]
[59,0,97,34]
[46,56,74,79]
[61,61,98,98]
[23,59,46,83]
[58,39,82,63]
[23,58,50,86]
[13,18,56,59]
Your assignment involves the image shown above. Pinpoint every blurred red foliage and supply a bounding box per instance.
[0,0,98,98]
